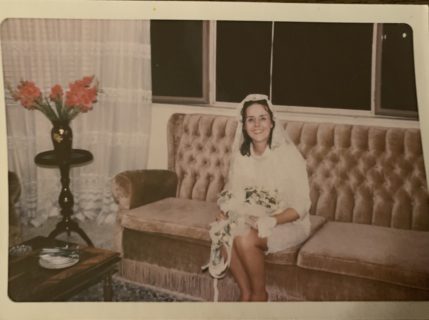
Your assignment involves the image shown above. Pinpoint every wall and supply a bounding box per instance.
[146,103,420,170]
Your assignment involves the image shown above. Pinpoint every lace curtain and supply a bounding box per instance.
[1,19,152,226]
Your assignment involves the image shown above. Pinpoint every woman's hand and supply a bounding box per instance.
[246,216,259,229]
[247,215,278,238]
[215,211,228,222]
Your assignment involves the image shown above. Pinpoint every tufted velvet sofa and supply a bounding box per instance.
[112,113,429,301]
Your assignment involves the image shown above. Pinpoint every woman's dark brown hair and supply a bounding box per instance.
[240,99,275,156]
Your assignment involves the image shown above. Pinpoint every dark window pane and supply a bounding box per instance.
[272,22,373,109]
[151,20,203,98]
[216,21,272,102]
[381,24,417,112]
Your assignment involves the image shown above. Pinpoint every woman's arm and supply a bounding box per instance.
[273,144,311,225]
[248,207,299,228]
[272,207,300,225]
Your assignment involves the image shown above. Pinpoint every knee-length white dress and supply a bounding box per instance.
[219,142,311,253]
[203,140,312,284]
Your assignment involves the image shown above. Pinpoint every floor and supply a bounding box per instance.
[69,275,193,302]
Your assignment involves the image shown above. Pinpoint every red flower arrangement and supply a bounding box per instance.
[8,76,100,123]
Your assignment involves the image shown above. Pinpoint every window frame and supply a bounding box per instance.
[373,23,419,119]
[152,20,419,121]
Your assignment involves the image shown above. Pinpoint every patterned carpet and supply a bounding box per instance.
[68,275,194,302]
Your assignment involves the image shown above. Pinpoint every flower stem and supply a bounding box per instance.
[68,107,80,120]
[62,103,69,120]
[35,100,59,123]
[54,100,63,121]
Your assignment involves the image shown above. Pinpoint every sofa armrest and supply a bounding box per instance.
[112,169,178,210]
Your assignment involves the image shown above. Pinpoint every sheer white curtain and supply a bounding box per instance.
[2,19,152,226]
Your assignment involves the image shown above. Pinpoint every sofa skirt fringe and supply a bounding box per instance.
[266,286,300,301]
[119,258,240,301]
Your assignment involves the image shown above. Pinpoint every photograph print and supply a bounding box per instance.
[2,2,429,315]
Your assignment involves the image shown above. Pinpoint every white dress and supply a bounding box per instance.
[219,142,311,253]
[201,93,311,300]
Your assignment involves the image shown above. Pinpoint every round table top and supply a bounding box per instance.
[34,149,93,166]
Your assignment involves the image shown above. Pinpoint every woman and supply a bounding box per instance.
[203,94,312,302]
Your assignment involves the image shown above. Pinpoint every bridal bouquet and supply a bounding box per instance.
[218,186,280,219]
[244,186,279,211]
[203,187,280,286]
[7,75,100,123]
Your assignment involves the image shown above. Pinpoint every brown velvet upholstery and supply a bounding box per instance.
[121,197,327,265]
[171,114,237,202]
[275,265,429,301]
[112,113,429,301]
[121,197,218,242]
[168,114,429,230]
[298,222,429,290]
[113,169,177,210]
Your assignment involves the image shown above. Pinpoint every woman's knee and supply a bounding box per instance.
[234,229,261,251]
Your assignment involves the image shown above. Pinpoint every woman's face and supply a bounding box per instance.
[244,103,273,147]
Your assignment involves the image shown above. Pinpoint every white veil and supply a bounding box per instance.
[203,94,304,298]
[231,93,293,155]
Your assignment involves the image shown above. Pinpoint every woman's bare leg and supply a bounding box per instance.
[234,229,268,301]
[221,245,252,301]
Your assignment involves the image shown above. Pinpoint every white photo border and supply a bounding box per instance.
[1,1,429,319]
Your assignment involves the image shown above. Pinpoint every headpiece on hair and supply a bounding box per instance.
[231,93,292,154]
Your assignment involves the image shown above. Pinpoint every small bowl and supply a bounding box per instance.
[9,244,32,257]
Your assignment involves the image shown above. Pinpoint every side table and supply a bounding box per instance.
[35,149,94,246]
[8,236,121,301]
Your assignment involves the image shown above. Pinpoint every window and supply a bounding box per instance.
[150,20,418,119]
[376,23,418,118]
[272,22,373,110]
[216,21,272,102]
[151,20,208,103]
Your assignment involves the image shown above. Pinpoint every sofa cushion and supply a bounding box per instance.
[121,197,217,242]
[121,197,327,265]
[265,214,326,265]
[297,221,429,290]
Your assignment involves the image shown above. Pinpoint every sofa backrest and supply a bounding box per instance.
[167,113,429,231]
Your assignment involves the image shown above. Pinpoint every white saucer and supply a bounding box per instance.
[39,257,79,269]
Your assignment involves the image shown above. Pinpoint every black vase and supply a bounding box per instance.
[51,121,73,162]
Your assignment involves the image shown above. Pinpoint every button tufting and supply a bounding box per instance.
[172,116,428,231]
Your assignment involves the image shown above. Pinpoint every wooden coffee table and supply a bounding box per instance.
[8,236,121,302]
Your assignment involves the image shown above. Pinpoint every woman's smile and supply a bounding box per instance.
[244,103,273,147]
